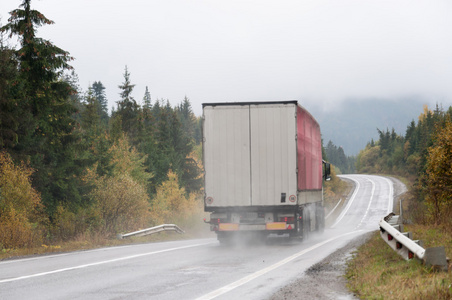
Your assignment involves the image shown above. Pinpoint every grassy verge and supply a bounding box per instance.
[323,170,354,228]
[0,215,214,261]
[0,231,204,261]
[346,225,452,299]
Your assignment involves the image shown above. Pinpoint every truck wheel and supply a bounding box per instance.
[320,206,325,233]
[218,237,229,245]
[217,233,232,246]
[316,204,325,234]
[302,209,310,240]
[290,218,303,240]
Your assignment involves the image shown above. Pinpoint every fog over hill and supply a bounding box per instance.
[304,97,448,156]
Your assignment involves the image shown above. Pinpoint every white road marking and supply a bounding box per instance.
[325,198,342,220]
[0,242,212,283]
[330,175,360,228]
[196,230,363,300]
[0,244,137,265]
[383,177,394,214]
[355,176,375,230]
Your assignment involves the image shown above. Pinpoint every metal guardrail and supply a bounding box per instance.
[379,213,448,271]
[119,224,185,239]
[379,213,425,260]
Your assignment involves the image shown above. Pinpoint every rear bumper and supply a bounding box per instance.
[214,222,294,232]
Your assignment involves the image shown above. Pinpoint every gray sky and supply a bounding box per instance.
[1,0,452,115]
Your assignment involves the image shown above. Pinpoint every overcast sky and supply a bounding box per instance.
[1,0,452,115]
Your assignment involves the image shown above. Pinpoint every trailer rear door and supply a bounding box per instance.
[203,105,251,207]
[203,102,298,209]
[249,104,297,206]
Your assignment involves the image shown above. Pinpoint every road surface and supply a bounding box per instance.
[0,175,395,299]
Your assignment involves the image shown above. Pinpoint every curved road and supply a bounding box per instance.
[0,175,395,300]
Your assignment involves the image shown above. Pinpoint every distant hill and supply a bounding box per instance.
[304,97,443,156]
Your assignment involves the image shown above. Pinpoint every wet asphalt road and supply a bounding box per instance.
[0,175,394,300]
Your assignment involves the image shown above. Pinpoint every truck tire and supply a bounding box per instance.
[320,206,325,233]
[217,232,232,245]
[290,217,303,240]
[315,203,325,234]
[302,208,310,240]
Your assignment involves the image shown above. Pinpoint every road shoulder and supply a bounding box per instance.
[268,232,372,300]
[269,175,407,299]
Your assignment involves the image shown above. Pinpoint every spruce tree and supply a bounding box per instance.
[0,37,24,150]
[176,96,196,141]
[142,86,153,134]
[143,86,152,110]
[115,66,141,144]
[81,86,112,177]
[139,86,157,194]
[92,81,109,124]
[1,0,81,215]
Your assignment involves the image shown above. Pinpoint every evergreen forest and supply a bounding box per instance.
[0,1,203,249]
[323,140,356,174]
[356,104,452,226]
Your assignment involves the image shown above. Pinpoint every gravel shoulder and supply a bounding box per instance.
[269,176,407,300]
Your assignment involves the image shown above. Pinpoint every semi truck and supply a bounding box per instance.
[202,101,330,244]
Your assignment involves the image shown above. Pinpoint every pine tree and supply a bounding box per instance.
[194,117,202,144]
[1,0,81,216]
[115,66,141,144]
[325,140,355,174]
[80,87,112,177]
[143,86,152,110]
[137,86,158,195]
[92,81,108,124]
[0,37,24,150]
[141,86,153,133]
[1,0,73,111]
[176,96,196,141]
[81,87,101,135]
[164,103,201,193]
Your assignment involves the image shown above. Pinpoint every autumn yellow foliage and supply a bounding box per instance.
[323,166,349,209]
[81,135,152,237]
[151,170,200,225]
[108,134,152,187]
[50,135,153,240]
[91,173,150,236]
[0,151,46,249]
[425,119,452,225]
[356,145,381,174]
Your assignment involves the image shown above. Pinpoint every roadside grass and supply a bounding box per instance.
[324,172,354,228]
[0,231,188,261]
[0,213,213,261]
[346,226,452,299]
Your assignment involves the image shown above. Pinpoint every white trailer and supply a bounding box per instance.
[202,101,330,243]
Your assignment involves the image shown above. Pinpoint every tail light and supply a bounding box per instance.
[279,217,294,223]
